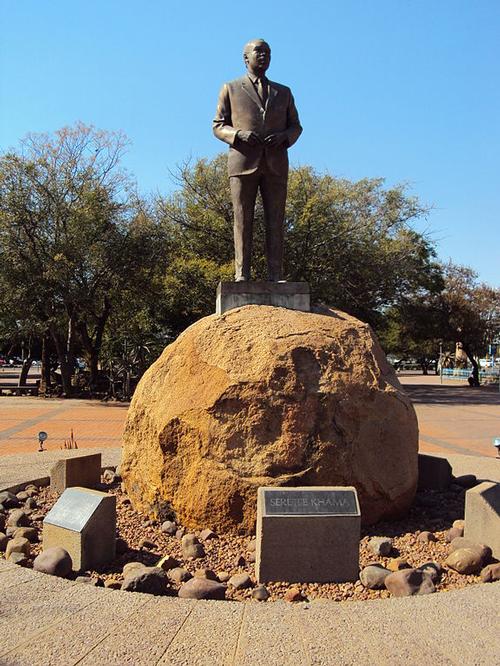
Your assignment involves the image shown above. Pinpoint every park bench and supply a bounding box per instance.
[0,383,39,396]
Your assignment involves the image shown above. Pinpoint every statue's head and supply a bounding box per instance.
[243,39,271,75]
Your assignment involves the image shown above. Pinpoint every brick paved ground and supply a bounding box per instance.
[399,374,499,459]
[0,376,499,664]
[0,397,127,455]
[0,374,498,458]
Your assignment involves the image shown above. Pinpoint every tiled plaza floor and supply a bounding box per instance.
[399,374,499,459]
[0,374,498,458]
[0,375,499,664]
[0,398,127,455]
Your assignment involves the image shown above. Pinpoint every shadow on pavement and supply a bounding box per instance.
[403,383,500,406]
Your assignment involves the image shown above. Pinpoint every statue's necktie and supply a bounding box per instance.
[257,77,268,107]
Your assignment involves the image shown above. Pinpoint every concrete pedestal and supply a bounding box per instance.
[50,453,102,494]
[464,481,500,559]
[256,486,360,583]
[43,487,116,571]
[216,281,310,315]
[418,453,452,490]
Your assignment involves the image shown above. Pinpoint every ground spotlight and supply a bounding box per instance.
[38,430,48,452]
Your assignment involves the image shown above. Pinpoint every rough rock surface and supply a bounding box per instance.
[387,558,411,572]
[449,538,491,561]
[167,567,192,584]
[368,537,393,557]
[178,577,226,600]
[8,552,28,566]
[360,564,391,589]
[122,305,418,532]
[121,567,168,595]
[480,563,500,582]
[252,585,270,601]
[228,572,252,589]
[5,537,31,559]
[13,527,38,543]
[416,562,442,584]
[6,509,30,528]
[0,492,20,509]
[384,569,435,597]
[122,561,147,578]
[33,547,72,577]
[445,548,484,575]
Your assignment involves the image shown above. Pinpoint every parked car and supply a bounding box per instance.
[393,358,421,371]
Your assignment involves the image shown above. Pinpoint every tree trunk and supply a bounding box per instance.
[40,331,52,396]
[59,360,74,397]
[50,320,77,398]
[462,343,480,386]
[18,356,33,385]
[419,358,429,375]
[78,297,111,391]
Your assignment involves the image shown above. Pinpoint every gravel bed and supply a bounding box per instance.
[4,476,491,602]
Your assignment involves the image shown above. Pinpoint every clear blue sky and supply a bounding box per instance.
[1,0,499,285]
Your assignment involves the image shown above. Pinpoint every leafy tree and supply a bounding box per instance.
[0,123,163,395]
[157,157,442,331]
[4,138,496,399]
[439,263,500,385]
[382,262,500,383]
[284,168,442,326]
[380,300,445,374]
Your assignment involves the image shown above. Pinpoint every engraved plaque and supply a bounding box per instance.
[42,486,116,571]
[256,486,361,584]
[263,488,359,517]
[44,487,104,532]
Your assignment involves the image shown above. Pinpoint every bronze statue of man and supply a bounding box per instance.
[213,39,302,282]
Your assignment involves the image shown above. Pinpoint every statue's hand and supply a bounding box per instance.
[264,132,288,147]
[237,130,263,146]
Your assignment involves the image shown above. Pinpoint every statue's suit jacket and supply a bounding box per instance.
[213,76,302,178]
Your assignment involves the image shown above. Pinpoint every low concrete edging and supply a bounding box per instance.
[1,451,499,663]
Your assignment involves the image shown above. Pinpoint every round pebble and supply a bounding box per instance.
[33,547,72,577]
[252,585,269,601]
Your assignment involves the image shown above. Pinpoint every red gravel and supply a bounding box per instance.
[15,478,491,602]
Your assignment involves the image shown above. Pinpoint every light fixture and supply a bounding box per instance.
[38,431,48,452]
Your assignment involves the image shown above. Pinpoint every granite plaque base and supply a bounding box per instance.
[216,281,310,315]
[464,481,500,559]
[256,486,361,584]
[43,486,116,571]
[50,453,102,494]
[417,453,452,491]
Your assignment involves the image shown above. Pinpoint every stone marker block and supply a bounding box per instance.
[417,453,452,491]
[216,281,310,315]
[43,486,116,571]
[256,486,360,584]
[464,481,500,559]
[50,453,102,493]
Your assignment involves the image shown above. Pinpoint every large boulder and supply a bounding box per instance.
[122,305,418,533]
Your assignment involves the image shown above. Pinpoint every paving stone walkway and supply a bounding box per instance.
[0,396,127,455]
[399,375,500,459]
[0,449,121,491]
[0,450,499,664]
[0,557,498,665]
[2,375,499,459]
